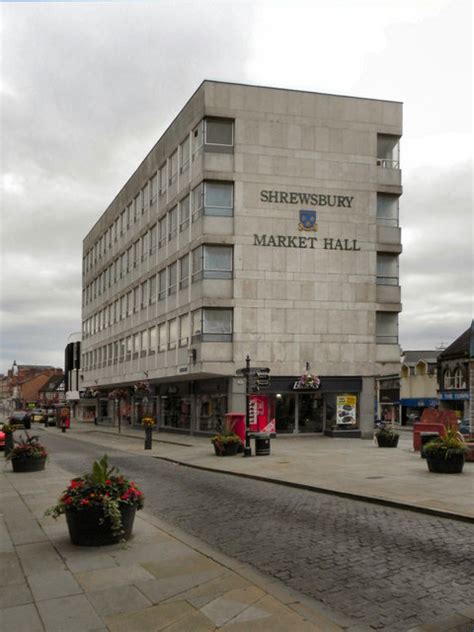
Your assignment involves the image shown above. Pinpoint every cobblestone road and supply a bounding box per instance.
[45,433,474,631]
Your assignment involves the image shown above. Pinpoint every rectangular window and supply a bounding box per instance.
[180,135,190,172]
[127,246,133,272]
[179,254,189,289]
[192,246,202,281]
[126,336,132,358]
[113,341,118,363]
[377,193,399,227]
[192,245,232,281]
[376,253,399,285]
[158,216,167,247]
[148,326,157,354]
[150,173,158,207]
[133,333,140,356]
[158,322,167,352]
[134,194,140,222]
[158,269,166,300]
[179,313,189,347]
[140,330,147,355]
[119,338,125,360]
[127,203,133,228]
[149,224,157,254]
[376,312,398,344]
[114,218,119,241]
[120,210,126,235]
[168,319,177,350]
[141,184,148,214]
[168,206,177,240]
[168,262,177,295]
[149,274,156,304]
[159,163,167,195]
[205,118,234,146]
[120,253,126,278]
[141,280,148,308]
[169,150,178,185]
[377,134,400,168]
[192,182,203,221]
[179,195,190,232]
[127,291,133,317]
[133,240,139,267]
[133,286,140,312]
[141,232,148,261]
[120,296,126,320]
[192,308,233,341]
[205,181,233,216]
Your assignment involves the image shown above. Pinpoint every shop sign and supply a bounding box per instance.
[248,395,275,433]
[336,395,357,425]
[440,391,469,401]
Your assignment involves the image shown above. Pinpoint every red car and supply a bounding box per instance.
[0,425,5,451]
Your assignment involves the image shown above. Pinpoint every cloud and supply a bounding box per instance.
[0,1,255,373]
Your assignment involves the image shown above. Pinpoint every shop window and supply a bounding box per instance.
[376,312,398,344]
[162,395,191,429]
[205,118,234,146]
[377,193,399,227]
[197,393,227,432]
[377,134,400,168]
[192,308,232,342]
[376,253,399,285]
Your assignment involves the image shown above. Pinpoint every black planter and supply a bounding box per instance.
[65,503,137,546]
[426,452,465,474]
[212,441,241,456]
[376,433,399,448]
[11,456,46,472]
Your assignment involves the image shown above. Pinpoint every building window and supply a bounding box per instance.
[376,312,398,344]
[453,367,464,389]
[158,322,167,352]
[126,336,132,359]
[179,195,190,232]
[140,330,147,356]
[133,333,140,357]
[159,163,167,195]
[141,184,148,214]
[119,338,125,361]
[149,224,157,254]
[127,202,133,228]
[179,254,189,289]
[192,308,233,342]
[205,118,234,146]
[168,319,177,350]
[149,274,156,304]
[180,135,190,172]
[133,286,139,313]
[168,262,177,295]
[443,369,453,389]
[169,151,178,185]
[141,232,148,261]
[158,216,166,248]
[179,313,189,347]
[377,134,400,168]
[377,193,399,227]
[141,280,148,309]
[205,181,233,216]
[150,173,158,207]
[168,206,177,240]
[148,326,157,354]
[376,253,399,285]
[192,245,233,281]
[134,194,140,222]
[158,269,166,301]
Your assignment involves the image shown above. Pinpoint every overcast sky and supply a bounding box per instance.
[0,0,472,374]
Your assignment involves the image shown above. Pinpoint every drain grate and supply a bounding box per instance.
[365,476,385,479]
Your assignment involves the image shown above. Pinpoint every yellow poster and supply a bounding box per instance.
[336,395,357,425]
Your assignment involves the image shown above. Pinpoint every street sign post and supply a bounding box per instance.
[236,357,271,456]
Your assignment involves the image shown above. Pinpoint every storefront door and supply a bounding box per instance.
[297,393,324,433]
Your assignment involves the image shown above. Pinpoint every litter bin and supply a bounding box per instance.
[420,432,439,458]
[253,433,271,456]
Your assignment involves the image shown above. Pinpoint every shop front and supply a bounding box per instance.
[267,376,362,437]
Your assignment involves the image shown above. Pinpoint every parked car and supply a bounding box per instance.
[44,409,57,426]
[0,424,5,450]
[458,419,472,436]
[9,411,31,429]
[30,409,47,423]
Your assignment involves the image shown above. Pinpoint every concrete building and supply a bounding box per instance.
[81,81,402,439]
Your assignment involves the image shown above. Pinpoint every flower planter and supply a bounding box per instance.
[212,441,240,456]
[375,434,399,448]
[426,453,465,474]
[65,503,137,546]
[11,456,47,472]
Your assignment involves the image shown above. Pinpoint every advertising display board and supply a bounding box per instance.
[249,395,274,433]
[336,395,357,425]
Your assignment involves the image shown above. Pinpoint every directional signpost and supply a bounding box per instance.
[236,355,271,456]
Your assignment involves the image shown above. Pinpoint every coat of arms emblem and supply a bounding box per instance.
[298,210,318,232]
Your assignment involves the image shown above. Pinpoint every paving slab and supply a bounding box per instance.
[28,569,83,602]
[36,593,105,632]
[85,584,152,617]
[0,602,44,632]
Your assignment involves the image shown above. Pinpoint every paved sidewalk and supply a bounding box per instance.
[49,422,474,521]
[1,459,354,632]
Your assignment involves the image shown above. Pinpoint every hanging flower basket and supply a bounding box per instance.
[108,388,129,400]
[134,381,151,395]
[293,372,321,390]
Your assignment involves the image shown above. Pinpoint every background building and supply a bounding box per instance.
[399,350,439,424]
[81,81,402,439]
[437,321,473,426]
